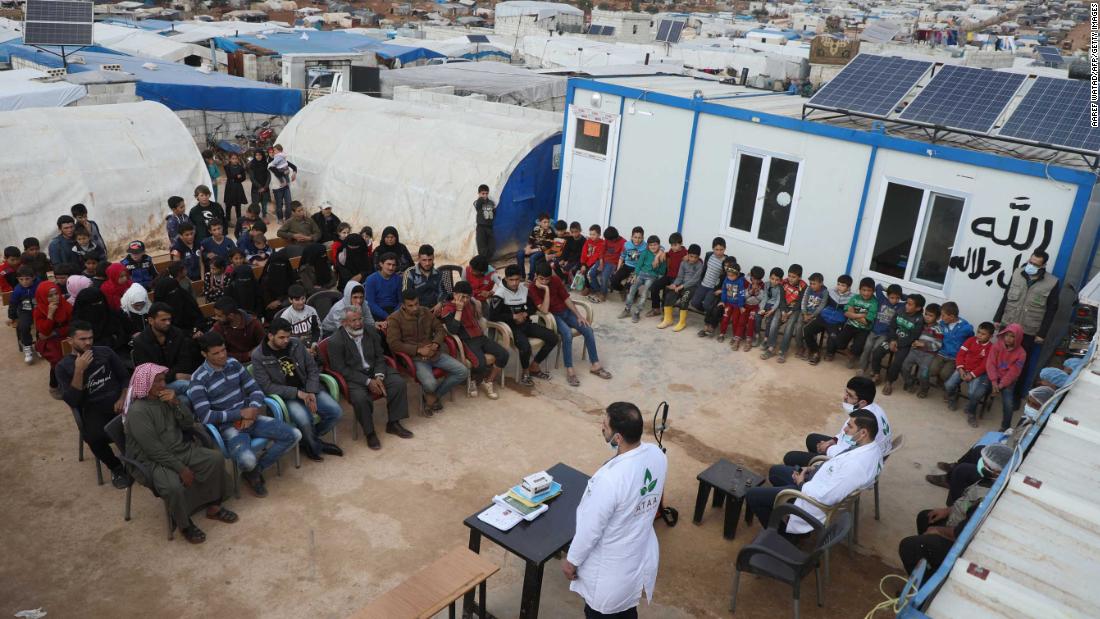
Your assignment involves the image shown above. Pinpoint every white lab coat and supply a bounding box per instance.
[567,442,668,614]
[826,402,892,459]
[789,441,882,534]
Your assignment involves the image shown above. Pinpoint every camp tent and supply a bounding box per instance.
[0,101,210,254]
[275,91,562,261]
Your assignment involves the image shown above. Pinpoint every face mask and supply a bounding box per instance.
[1023,263,1039,276]
[841,433,857,448]
[841,402,856,413]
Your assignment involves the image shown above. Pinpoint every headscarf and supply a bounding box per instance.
[66,275,93,299]
[123,362,168,419]
[100,263,130,310]
[32,281,73,336]
[301,242,333,287]
[121,283,151,316]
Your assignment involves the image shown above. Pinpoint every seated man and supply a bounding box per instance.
[530,262,611,387]
[54,320,132,489]
[746,409,882,534]
[124,363,236,545]
[211,297,265,363]
[386,288,468,414]
[327,305,413,450]
[487,265,557,386]
[364,253,403,322]
[782,375,892,467]
[131,301,202,403]
[322,280,376,338]
[441,281,509,399]
[250,318,344,461]
[899,444,1011,574]
[926,386,1054,504]
[402,244,446,312]
[188,331,300,498]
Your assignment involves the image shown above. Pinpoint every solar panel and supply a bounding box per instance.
[655,19,672,42]
[668,21,684,43]
[467,34,489,43]
[898,65,1025,132]
[999,77,1100,153]
[23,0,93,46]
[807,54,933,117]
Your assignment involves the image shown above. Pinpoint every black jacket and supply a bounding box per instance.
[131,325,201,383]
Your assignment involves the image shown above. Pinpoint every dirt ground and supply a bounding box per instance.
[0,290,1001,618]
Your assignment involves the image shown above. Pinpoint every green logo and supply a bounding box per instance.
[640,468,658,496]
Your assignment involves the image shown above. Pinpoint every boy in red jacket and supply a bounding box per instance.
[987,323,1027,431]
[944,321,995,426]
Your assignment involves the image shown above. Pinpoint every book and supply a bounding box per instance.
[509,481,562,507]
[477,503,522,531]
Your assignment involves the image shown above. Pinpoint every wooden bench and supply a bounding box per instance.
[350,546,498,619]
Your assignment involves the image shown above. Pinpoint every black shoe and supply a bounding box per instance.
[242,470,268,497]
[366,433,382,450]
[301,443,324,462]
[320,441,344,457]
[386,421,414,439]
[110,468,132,490]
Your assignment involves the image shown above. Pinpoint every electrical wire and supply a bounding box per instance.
[863,573,917,619]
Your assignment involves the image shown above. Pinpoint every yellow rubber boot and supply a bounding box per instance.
[673,309,689,332]
[657,306,675,329]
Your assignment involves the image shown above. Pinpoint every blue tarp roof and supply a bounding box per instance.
[0,40,301,115]
[212,30,444,63]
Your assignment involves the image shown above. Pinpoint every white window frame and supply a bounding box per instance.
[719,147,804,253]
[862,177,971,296]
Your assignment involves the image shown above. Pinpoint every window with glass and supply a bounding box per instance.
[869,182,965,289]
[724,151,800,248]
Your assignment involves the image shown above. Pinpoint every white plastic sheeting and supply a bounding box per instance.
[0,102,210,254]
[275,92,559,260]
[379,62,565,108]
[494,1,583,20]
[0,69,86,111]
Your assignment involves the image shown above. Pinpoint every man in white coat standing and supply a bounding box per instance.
[563,402,669,618]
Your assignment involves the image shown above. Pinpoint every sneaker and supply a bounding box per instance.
[618,308,631,319]
[480,380,499,400]
[110,468,131,490]
[520,372,534,386]
[23,345,33,365]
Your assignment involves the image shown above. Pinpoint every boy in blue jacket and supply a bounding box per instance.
[929,301,974,389]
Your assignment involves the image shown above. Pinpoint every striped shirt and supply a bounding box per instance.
[187,358,265,428]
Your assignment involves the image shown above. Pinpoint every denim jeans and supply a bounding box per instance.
[273,186,291,220]
[588,262,616,294]
[553,311,599,369]
[221,415,301,473]
[414,353,468,398]
[944,372,990,416]
[167,379,192,412]
[624,273,657,314]
[284,391,342,453]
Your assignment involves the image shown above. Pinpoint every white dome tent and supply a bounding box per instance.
[274,91,562,261]
[0,101,210,254]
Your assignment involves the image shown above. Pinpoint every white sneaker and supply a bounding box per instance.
[481,380,499,400]
[23,345,33,365]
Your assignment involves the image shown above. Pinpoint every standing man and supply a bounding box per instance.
[993,249,1059,404]
[474,183,497,260]
[564,402,668,619]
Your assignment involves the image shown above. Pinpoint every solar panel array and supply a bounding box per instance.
[807,54,933,117]
[23,0,93,46]
[999,77,1100,153]
[655,20,683,43]
[898,65,1025,132]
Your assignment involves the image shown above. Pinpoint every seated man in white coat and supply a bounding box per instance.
[563,402,668,619]
[781,375,892,468]
[745,409,883,535]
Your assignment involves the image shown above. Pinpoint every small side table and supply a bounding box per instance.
[692,459,765,540]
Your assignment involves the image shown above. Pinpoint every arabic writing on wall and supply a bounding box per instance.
[948,196,1053,288]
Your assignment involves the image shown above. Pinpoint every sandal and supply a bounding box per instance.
[567,374,581,387]
[206,507,239,524]
[182,524,206,544]
[590,368,613,380]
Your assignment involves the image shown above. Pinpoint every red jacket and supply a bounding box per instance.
[986,323,1027,389]
[955,335,991,376]
[581,238,605,268]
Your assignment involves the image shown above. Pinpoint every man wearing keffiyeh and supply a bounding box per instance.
[123,363,237,544]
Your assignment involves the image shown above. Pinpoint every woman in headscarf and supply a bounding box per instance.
[298,243,335,293]
[153,265,205,334]
[337,233,373,289]
[248,148,272,218]
[120,283,151,342]
[33,281,73,398]
[372,226,413,273]
[73,287,126,353]
[100,263,131,311]
[259,251,297,321]
[122,363,237,545]
[66,274,93,300]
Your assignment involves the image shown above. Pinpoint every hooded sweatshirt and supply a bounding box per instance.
[987,323,1027,389]
[323,279,377,335]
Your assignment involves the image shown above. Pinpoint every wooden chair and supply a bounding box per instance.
[351,546,498,619]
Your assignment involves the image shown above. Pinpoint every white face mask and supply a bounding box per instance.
[1023,263,1040,276]
[841,402,856,413]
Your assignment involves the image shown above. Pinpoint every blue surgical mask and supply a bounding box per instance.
[1023,263,1039,276]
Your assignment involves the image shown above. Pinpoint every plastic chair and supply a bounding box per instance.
[730,506,852,619]
[549,299,594,369]
[103,416,175,540]
[203,397,295,498]
[70,406,104,486]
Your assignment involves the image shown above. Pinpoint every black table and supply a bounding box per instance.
[692,459,765,539]
[462,462,590,619]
